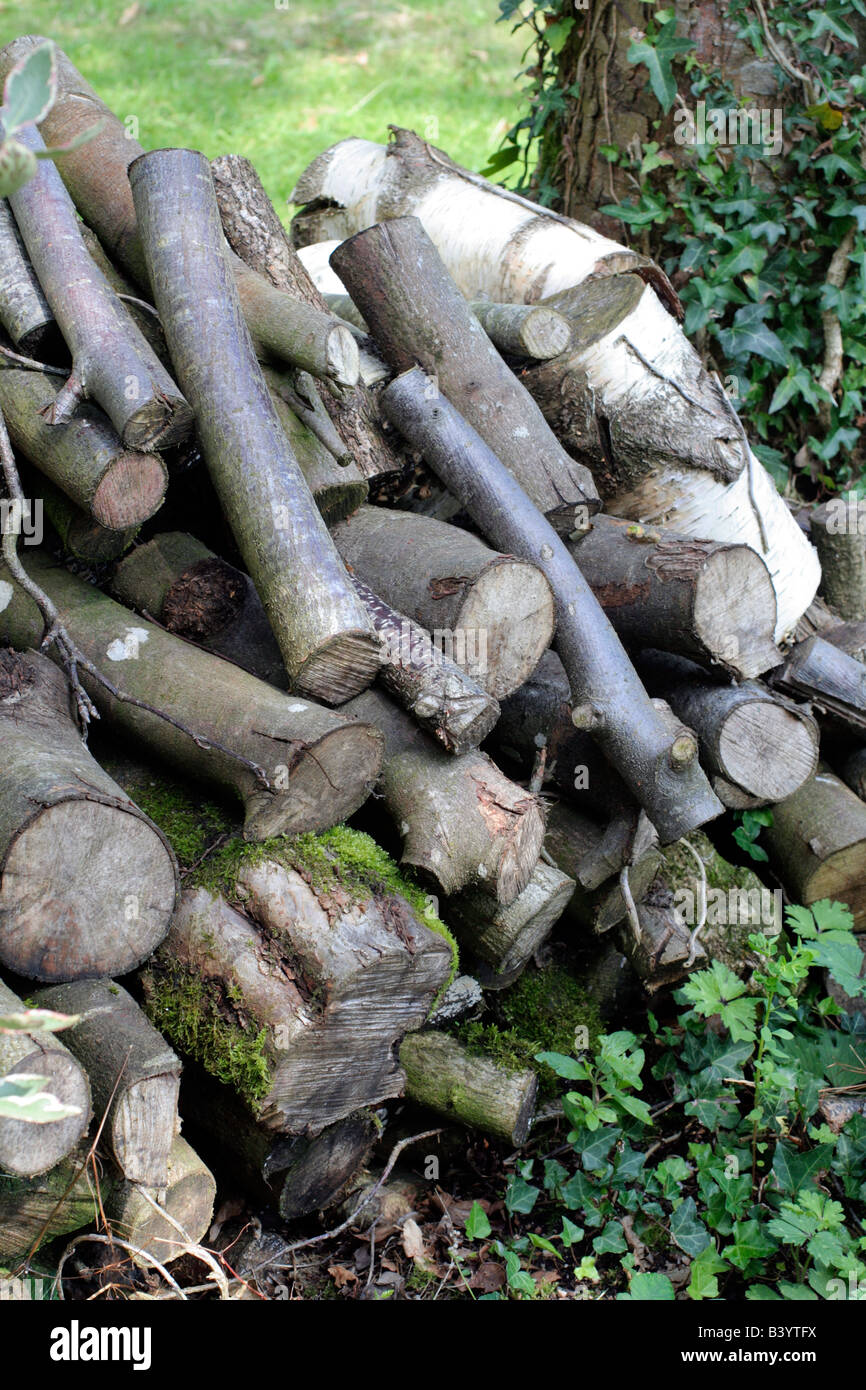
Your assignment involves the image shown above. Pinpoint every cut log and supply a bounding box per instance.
[9,125,191,451]
[0,1141,100,1262]
[141,834,453,1133]
[446,861,576,988]
[0,198,56,354]
[332,505,555,699]
[34,475,139,566]
[771,635,866,738]
[0,553,384,838]
[469,300,571,360]
[35,980,181,1188]
[344,687,545,902]
[129,148,380,704]
[811,499,866,621]
[262,364,368,524]
[638,652,819,807]
[824,620,866,666]
[0,978,91,1177]
[329,217,599,530]
[615,893,700,994]
[398,1030,536,1145]
[0,365,168,529]
[568,514,781,679]
[0,648,178,982]
[382,367,723,842]
[229,255,359,386]
[839,746,866,802]
[764,768,866,929]
[107,1135,216,1264]
[544,801,663,934]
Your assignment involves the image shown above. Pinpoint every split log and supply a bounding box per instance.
[811,499,866,621]
[35,980,180,1188]
[764,768,866,929]
[382,367,723,842]
[0,364,168,529]
[446,861,576,988]
[0,198,56,354]
[129,148,380,703]
[9,125,191,451]
[398,1030,536,1145]
[0,978,91,1178]
[344,688,545,902]
[330,216,599,530]
[262,364,368,524]
[545,801,663,935]
[182,1067,377,1220]
[568,514,781,679]
[141,839,453,1133]
[638,652,819,807]
[0,553,384,838]
[771,635,866,738]
[0,648,178,982]
[332,505,555,699]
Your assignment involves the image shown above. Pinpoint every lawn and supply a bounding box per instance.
[9,0,524,222]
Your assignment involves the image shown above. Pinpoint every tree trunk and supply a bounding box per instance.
[0,978,91,1178]
[0,553,384,839]
[544,800,663,935]
[568,513,781,679]
[382,366,723,843]
[764,768,866,929]
[128,148,380,705]
[35,980,180,1188]
[344,687,545,903]
[399,1030,537,1145]
[9,125,191,452]
[141,842,453,1134]
[0,649,178,982]
[331,504,555,699]
[329,216,599,530]
[0,197,56,354]
[771,635,866,739]
[446,860,576,988]
[811,500,866,622]
[0,365,167,529]
[638,652,819,806]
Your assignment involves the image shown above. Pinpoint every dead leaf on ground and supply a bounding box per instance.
[402,1217,426,1261]
[328,1264,358,1289]
[469,1261,506,1292]
[118,2,140,25]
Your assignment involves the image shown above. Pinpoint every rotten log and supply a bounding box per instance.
[8,125,191,451]
[0,197,56,355]
[771,634,866,739]
[399,1030,536,1145]
[35,980,181,1188]
[446,860,576,989]
[568,514,781,679]
[544,800,663,935]
[0,648,178,982]
[810,499,866,622]
[329,216,599,531]
[638,652,819,807]
[0,363,168,529]
[129,148,380,703]
[381,366,723,842]
[331,504,556,700]
[345,687,545,902]
[0,553,384,838]
[0,978,91,1178]
[141,838,453,1134]
[764,767,866,929]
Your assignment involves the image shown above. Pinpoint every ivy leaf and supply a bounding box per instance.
[465,1201,491,1240]
[627,18,694,113]
[724,1218,778,1272]
[688,1244,729,1300]
[771,1141,836,1196]
[618,1272,676,1300]
[561,1216,584,1248]
[1,40,56,134]
[592,1219,628,1255]
[504,1174,540,1216]
[671,1197,711,1257]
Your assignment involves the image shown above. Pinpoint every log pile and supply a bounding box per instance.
[0,34,863,1261]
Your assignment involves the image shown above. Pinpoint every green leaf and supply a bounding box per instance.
[0,1074,83,1123]
[0,137,38,198]
[627,18,694,113]
[535,1050,588,1080]
[592,1220,628,1255]
[528,1232,561,1258]
[504,1173,540,1216]
[465,1200,491,1240]
[618,1271,676,1301]
[1,40,56,133]
[561,1216,584,1248]
[671,1197,711,1257]
[724,1218,778,1271]
[771,1141,836,1196]
[0,1009,79,1034]
[573,1255,600,1283]
[688,1244,728,1301]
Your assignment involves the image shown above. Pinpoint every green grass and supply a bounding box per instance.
[14,0,522,222]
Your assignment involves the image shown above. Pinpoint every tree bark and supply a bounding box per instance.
[0,978,91,1178]
[470,299,572,360]
[0,365,168,529]
[764,768,866,929]
[0,1141,100,1262]
[544,800,663,935]
[771,635,866,739]
[331,504,555,700]
[129,148,380,704]
[9,125,192,452]
[0,649,178,982]
[382,367,723,843]
[0,198,57,355]
[141,845,453,1134]
[568,512,782,679]
[446,860,576,988]
[811,500,866,622]
[36,480,139,566]
[399,1030,537,1145]
[329,216,599,531]
[262,364,368,524]
[35,980,181,1188]
[344,687,545,903]
[0,553,384,839]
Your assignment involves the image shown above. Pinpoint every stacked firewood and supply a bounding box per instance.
[1,35,865,1261]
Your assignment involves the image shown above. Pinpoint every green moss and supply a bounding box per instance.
[143,968,271,1106]
[662,831,758,896]
[120,772,233,870]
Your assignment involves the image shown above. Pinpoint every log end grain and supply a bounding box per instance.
[457,557,555,700]
[0,1048,91,1178]
[293,629,384,705]
[242,722,384,839]
[717,700,818,803]
[692,544,782,679]
[121,391,195,454]
[91,449,169,530]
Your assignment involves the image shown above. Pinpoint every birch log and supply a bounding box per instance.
[129,148,380,703]
[0,198,56,354]
[0,979,91,1177]
[382,367,723,842]
[0,553,384,838]
[329,217,599,530]
[0,649,178,982]
[332,505,555,699]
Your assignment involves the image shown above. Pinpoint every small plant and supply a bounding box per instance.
[732,808,773,862]
[0,40,102,198]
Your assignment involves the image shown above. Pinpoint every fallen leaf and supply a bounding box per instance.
[470,1261,506,1292]
[402,1217,426,1261]
[328,1264,358,1289]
